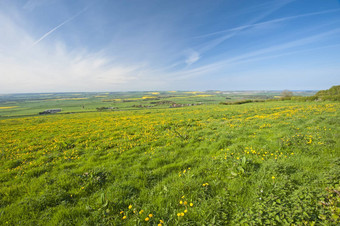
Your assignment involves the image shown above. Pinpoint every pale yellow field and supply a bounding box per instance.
[0,106,18,109]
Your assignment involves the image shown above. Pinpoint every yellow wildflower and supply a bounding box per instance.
[145,217,149,221]
[190,203,194,207]
[122,216,127,220]
[128,205,132,209]
[149,214,153,218]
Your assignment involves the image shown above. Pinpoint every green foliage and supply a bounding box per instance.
[281,90,293,99]
[220,99,265,105]
[319,184,340,223]
[303,85,340,101]
[316,85,340,96]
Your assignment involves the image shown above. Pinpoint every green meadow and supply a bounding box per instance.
[0,90,339,225]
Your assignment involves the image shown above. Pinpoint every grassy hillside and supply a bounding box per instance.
[1,101,339,225]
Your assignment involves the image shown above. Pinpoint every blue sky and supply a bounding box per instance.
[0,0,340,93]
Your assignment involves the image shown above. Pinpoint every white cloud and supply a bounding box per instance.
[185,51,200,65]
[31,6,88,47]
[194,0,296,54]
[0,9,155,93]
[197,8,340,39]
[167,28,340,80]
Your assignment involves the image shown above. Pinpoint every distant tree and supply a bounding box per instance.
[281,90,293,98]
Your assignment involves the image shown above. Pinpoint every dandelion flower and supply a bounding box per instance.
[128,205,132,209]
[177,213,181,217]
[160,220,164,223]
[120,211,124,214]
[184,201,187,205]
[179,200,183,205]
[149,214,153,218]
[272,176,275,180]
[180,212,184,216]
[184,209,188,213]
[145,217,149,221]
[122,216,127,220]
[190,203,194,207]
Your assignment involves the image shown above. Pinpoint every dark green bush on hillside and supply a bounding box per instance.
[288,85,340,102]
[316,85,340,96]
[314,85,340,101]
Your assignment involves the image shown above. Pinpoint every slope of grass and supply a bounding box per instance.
[0,101,339,225]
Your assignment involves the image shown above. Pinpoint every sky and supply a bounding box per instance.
[0,0,340,93]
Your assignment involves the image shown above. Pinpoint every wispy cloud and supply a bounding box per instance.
[0,9,149,93]
[185,51,200,65]
[170,28,340,80]
[31,6,88,47]
[191,0,295,60]
[197,8,340,38]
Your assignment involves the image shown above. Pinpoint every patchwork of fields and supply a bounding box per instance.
[0,101,339,224]
[0,90,302,117]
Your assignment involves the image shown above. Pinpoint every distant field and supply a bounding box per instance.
[0,90,316,118]
[1,99,339,225]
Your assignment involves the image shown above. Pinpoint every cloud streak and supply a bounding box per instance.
[178,0,296,69]
[31,6,88,47]
[170,28,340,80]
[197,8,340,38]
[185,51,200,65]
